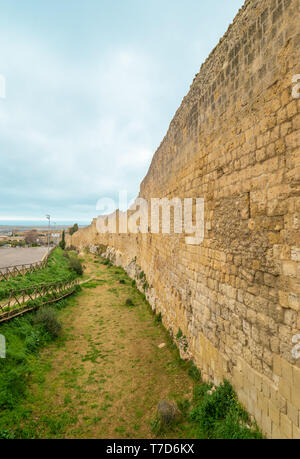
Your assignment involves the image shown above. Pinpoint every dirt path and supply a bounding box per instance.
[20,254,194,439]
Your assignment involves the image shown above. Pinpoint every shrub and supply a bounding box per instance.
[176,328,183,340]
[189,380,262,438]
[97,244,107,255]
[213,410,262,439]
[68,257,83,276]
[59,231,66,250]
[143,281,149,291]
[101,259,111,266]
[125,298,134,307]
[34,307,62,338]
[188,362,201,383]
[190,380,235,433]
[155,312,162,324]
[69,224,79,236]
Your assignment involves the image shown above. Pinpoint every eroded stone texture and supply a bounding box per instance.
[67,0,300,438]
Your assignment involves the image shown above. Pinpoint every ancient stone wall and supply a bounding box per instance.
[67,0,300,438]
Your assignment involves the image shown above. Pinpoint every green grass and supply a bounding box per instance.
[151,381,263,439]
[0,254,264,440]
[189,381,262,439]
[104,258,263,440]
[0,248,82,300]
[81,280,104,289]
[0,294,78,439]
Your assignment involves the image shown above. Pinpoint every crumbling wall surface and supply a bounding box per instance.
[68,0,300,438]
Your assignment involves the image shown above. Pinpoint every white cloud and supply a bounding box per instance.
[0,30,159,220]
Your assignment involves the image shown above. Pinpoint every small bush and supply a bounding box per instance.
[155,312,162,324]
[119,279,125,284]
[101,259,112,266]
[143,281,149,291]
[34,307,62,338]
[189,380,261,438]
[190,380,234,433]
[69,223,79,236]
[125,298,134,307]
[213,410,262,439]
[59,230,66,250]
[68,257,83,276]
[176,328,183,340]
[188,362,201,383]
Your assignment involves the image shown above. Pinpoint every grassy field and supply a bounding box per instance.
[0,248,81,300]
[0,253,262,439]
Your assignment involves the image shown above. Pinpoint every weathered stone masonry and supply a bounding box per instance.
[68,0,300,438]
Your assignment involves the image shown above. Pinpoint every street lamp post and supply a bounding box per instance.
[46,215,50,252]
[53,222,57,246]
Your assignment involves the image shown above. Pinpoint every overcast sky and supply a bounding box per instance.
[0,0,244,223]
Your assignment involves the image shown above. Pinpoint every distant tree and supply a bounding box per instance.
[69,223,79,236]
[59,230,66,250]
[25,230,39,246]
[11,240,26,248]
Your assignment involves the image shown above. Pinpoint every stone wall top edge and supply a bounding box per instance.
[139,0,294,195]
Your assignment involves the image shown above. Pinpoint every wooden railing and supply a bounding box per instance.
[0,248,54,282]
[0,278,79,323]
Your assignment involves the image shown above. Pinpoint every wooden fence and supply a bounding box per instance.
[0,278,79,323]
[0,249,53,282]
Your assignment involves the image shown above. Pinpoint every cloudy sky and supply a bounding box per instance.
[0,0,244,224]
